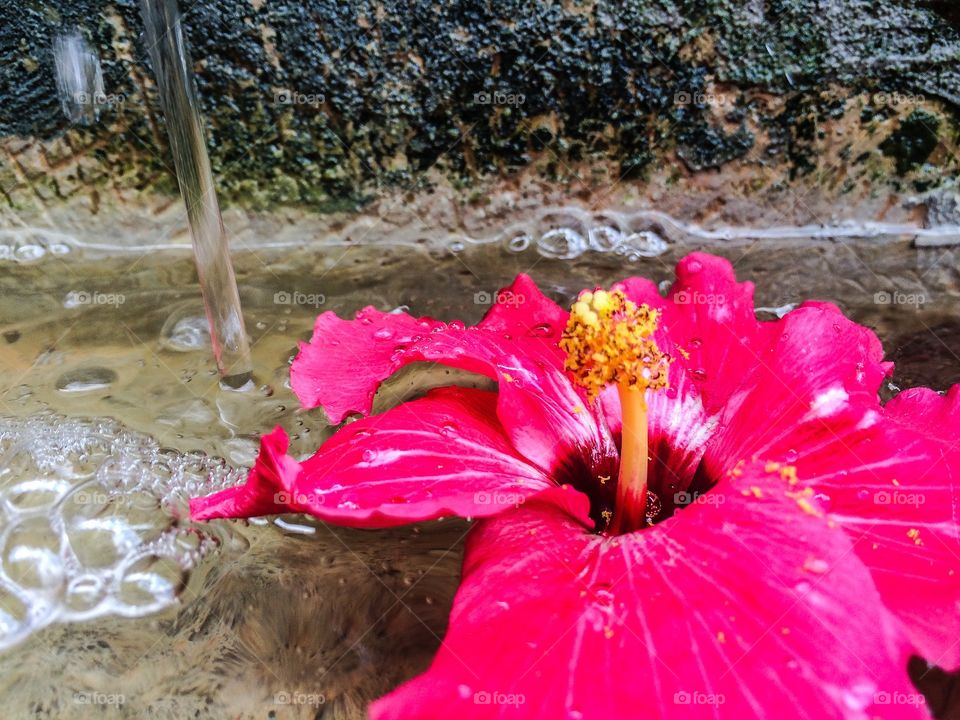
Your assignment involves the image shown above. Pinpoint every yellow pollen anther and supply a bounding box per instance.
[560,289,670,401]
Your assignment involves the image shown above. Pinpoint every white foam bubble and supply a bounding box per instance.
[0,415,245,649]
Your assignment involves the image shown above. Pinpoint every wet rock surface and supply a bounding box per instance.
[1,0,960,214]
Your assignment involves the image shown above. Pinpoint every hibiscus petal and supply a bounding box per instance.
[290,274,619,501]
[191,387,591,529]
[473,273,569,356]
[615,255,895,519]
[291,274,566,422]
[789,385,960,670]
[702,300,891,475]
[187,425,300,519]
[617,255,959,668]
[371,464,924,720]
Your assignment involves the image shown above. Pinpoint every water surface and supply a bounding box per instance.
[0,221,957,718]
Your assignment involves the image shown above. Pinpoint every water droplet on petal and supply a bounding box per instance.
[688,338,703,349]
[784,448,799,462]
[373,328,394,340]
[361,449,376,463]
[690,368,707,382]
[439,421,458,438]
[529,323,553,337]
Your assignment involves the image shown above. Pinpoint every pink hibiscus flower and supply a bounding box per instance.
[191,253,960,719]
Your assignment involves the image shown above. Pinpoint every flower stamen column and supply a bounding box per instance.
[560,289,670,533]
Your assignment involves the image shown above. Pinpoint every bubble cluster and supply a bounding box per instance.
[492,210,673,261]
[7,211,960,268]
[0,415,243,649]
[0,230,73,264]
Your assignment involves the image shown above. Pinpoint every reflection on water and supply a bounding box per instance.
[0,231,957,717]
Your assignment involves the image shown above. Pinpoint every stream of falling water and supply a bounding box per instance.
[139,0,253,387]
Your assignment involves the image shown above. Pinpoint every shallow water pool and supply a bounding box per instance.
[0,224,958,718]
